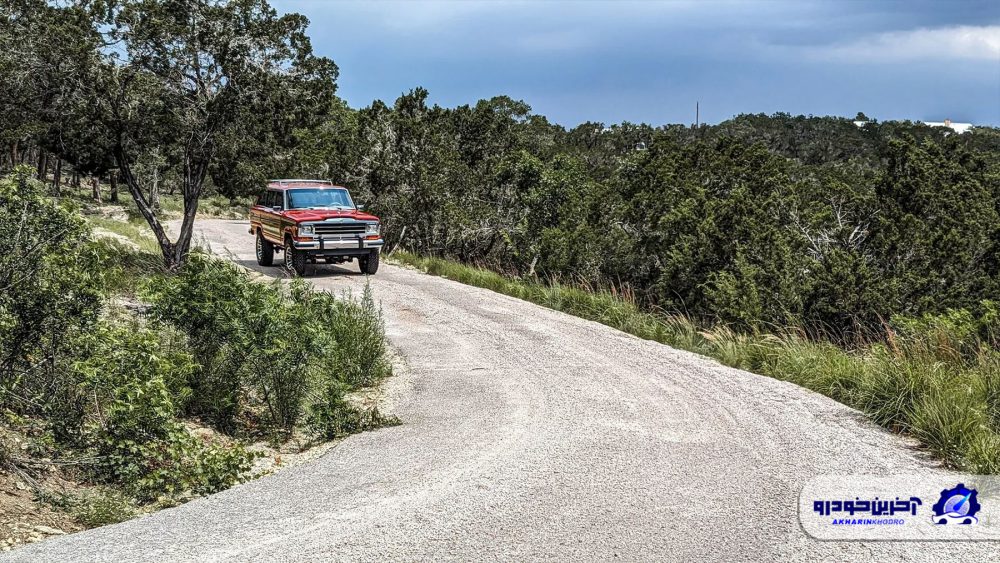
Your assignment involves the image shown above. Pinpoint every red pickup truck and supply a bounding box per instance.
[249,180,384,276]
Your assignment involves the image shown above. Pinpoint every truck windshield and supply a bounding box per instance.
[286,188,355,210]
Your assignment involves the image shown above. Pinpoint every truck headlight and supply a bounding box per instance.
[299,224,315,236]
[366,223,380,235]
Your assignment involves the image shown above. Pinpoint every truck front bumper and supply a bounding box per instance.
[291,236,384,256]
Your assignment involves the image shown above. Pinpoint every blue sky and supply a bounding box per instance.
[272,0,1000,127]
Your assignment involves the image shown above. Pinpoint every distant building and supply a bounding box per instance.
[853,118,975,134]
[921,119,973,134]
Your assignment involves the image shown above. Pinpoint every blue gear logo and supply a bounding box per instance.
[931,484,980,525]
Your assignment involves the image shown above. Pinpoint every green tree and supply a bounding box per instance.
[0,0,103,181]
[871,137,998,315]
[59,0,339,268]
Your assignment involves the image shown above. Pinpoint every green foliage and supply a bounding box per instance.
[36,486,139,528]
[145,253,393,437]
[306,391,400,441]
[301,284,393,389]
[70,489,138,528]
[0,168,101,408]
[0,1,105,174]
[4,0,340,267]
[145,254,308,432]
[287,93,1000,339]
[302,285,397,439]
[6,0,1000,479]
[8,0,1000,327]
[72,316,254,502]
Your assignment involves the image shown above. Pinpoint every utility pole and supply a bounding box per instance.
[696,101,700,128]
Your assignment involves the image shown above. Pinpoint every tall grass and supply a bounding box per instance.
[62,186,251,221]
[391,252,1000,473]
[156,194,252,219]
[86,216,164,255]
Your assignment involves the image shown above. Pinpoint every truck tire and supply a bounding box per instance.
[283,236,307,276]
[256,231,274,266]
[359,250,380,275]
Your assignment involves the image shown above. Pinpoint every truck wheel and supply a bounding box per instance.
[256,231,274,266]
[283,237,308,276]
[359,250,380,275]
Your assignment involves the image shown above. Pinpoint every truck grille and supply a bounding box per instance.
[313,222,365,235]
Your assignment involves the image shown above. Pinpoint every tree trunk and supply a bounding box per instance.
[389,225,408,255]
[36,150,47,181]
[53,159,62,195]
[72,172,79,189]
[170,155,210,266]
[149,166,160,212]
[115,148,177,267]
[109,170,118,203]
[91,176,101,203]
[482,230,500,257]
[114,141,210,269]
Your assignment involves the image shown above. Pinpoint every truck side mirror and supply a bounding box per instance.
[272,205,282,212]
[357,204,365,211]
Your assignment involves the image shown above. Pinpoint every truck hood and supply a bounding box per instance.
[283,209,379,222]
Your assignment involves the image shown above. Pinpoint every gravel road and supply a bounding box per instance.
[7,219,997,561]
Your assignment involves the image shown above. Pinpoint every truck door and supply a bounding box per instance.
[262,190,284,242]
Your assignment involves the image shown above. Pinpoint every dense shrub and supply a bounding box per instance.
[145,253,393,437]
[72,317,254,501]
[69,489,137,528]
[296,284,392,388]
[302,285,397,438]
[306,390,399,440]
[144,253,292,431]
[0,168,101,407]
[891,302,1000,362]
[0,170,160,422]
[292,92,1000,337]
[0,173,396,503]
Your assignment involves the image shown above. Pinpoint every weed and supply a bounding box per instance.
[70,489,138,528]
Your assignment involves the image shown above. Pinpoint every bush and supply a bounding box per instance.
[0,170,398,523]
[69,489,137,528]
[0,168,101,410]
[72,317,255,501]
[306,390,399,440]
[144,253,314,433]
[296,284,392,388]
[145,253,394,438]
[293,283,396,439]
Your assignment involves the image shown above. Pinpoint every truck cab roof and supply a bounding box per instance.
[266,179,346,190]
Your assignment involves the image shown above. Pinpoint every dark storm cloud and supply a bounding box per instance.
[273,0,1000,126]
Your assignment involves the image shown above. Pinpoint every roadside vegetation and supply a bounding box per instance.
[393,252,1000,473]
[0,170,394,547]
